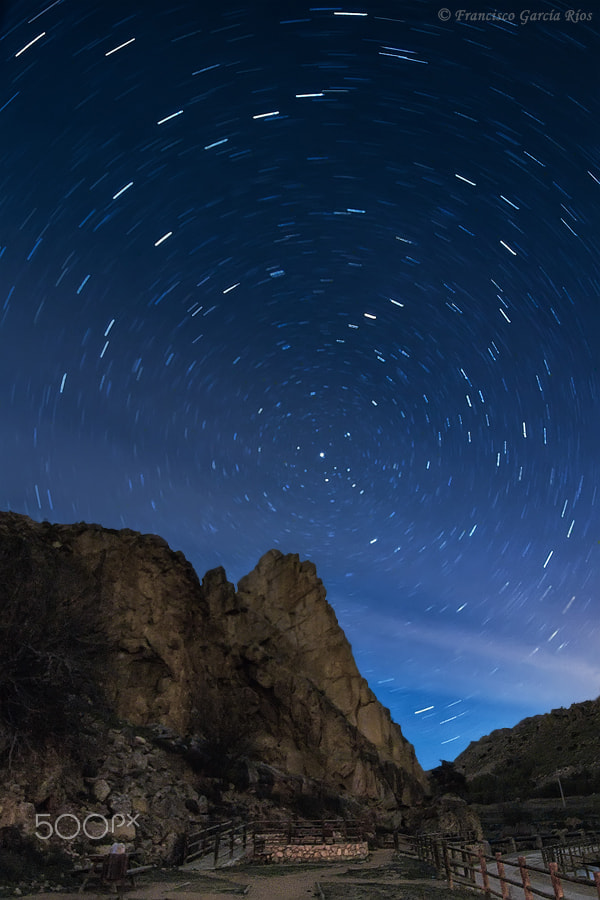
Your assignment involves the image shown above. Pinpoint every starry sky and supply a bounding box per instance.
[1,0,599,771]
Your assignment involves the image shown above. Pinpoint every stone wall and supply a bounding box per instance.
[257,841,369,863]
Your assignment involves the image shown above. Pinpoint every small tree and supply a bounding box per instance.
[429,760,468,798]
[188,686,257,781]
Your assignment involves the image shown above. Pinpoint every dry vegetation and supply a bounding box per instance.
[0,530,107,764]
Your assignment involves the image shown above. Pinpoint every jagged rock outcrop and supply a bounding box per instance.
[0,512,427,853]
[454,697,600,801]
[406,795,484,840]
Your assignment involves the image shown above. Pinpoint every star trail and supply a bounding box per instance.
[1,0,599,769]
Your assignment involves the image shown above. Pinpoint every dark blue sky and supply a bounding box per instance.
[1,0,599,769]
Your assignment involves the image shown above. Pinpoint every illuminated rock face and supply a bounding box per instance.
[233,549,428,805]
[0,512,427,809]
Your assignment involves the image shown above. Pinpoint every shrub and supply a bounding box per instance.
[429,761,468,798]
[187,686,258,781]
[0,826,72,884]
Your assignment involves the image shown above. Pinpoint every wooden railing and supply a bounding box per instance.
[489,830,600,857]
[542,838,600,879]
[184,820,249,865]
[183,818,368,866]
[415,834,600,899]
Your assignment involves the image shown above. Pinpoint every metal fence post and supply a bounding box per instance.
[518,856,534,900]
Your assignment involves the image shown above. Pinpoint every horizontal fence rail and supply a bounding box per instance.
[183,818,368,866]
[416,834,600,900]
[488,831,600,858]
[542,838,600,879]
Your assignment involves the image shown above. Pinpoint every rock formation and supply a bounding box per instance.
[454,697,600,801]
[0,512,427,857]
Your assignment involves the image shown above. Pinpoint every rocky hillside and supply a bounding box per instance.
[0,511,427,858]
[454,698,600,802]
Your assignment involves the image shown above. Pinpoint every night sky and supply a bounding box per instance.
[1,0,599,771]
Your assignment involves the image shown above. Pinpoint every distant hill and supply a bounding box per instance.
[454,698,600,803]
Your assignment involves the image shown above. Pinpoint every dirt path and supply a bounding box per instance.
[16,844,600,900]
[152,850,398,900]
[234,850,396,900]
[15,851,398,900]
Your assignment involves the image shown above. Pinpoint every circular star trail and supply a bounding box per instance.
[1,0,599,767]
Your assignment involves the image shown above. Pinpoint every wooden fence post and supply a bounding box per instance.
[443,841,453,889]
[213,832,220,866]
[478,846,491,898]
[518,856,534,900]
[461,846,472,881]
[467,846,476,883]
[495,852,510,900]
[549,862,564,900]
[230,827,234,859]
[433,838,441,873]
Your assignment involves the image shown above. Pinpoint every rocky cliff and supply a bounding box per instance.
[454,697,600,801]
[0,512,427,856]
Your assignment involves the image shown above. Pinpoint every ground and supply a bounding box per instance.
[7,849,484,900]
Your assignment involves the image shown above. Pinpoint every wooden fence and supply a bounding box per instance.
[542,838,600,880]
[184,820,249,865]
[183,818,367,866]
[416,835,600,899]
[490,831,600,857]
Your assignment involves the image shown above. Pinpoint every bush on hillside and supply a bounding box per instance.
[429,761,468,798]
[187,686,258,781]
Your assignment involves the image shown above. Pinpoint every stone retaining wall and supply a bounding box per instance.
[258,841,369,863]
